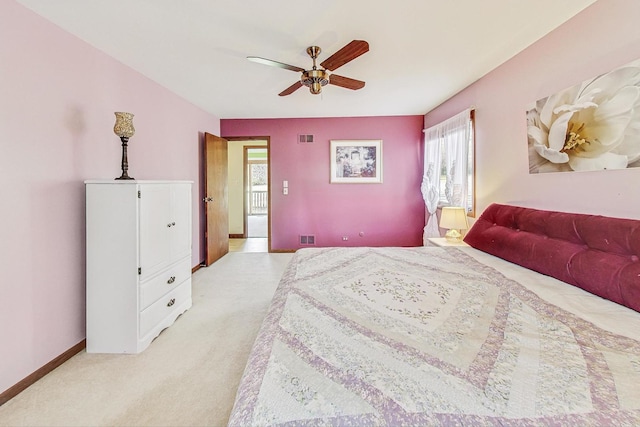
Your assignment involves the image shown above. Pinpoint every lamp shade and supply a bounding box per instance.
[113,112,135,138]
[439,206,469,230]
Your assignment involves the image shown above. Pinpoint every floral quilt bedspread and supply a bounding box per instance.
[228,247,640,426]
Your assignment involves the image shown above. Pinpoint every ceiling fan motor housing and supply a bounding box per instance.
[301,69,329,94]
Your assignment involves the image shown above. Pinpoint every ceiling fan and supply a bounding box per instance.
[247,40,369,96]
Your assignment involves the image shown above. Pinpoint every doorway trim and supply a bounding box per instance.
[224,136,271,252]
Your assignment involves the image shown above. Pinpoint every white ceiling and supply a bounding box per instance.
[17,0,596,119]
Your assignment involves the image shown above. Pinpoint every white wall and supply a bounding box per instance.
[425,0,640,220]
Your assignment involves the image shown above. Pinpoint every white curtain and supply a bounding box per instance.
[442,112,470,208]
[421,127,441,243]
[422,109,471,244]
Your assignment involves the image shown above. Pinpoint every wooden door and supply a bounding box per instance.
[204,133,229,265]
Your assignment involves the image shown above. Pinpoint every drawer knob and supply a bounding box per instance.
[167,298,176,307]
[167,276,176,284]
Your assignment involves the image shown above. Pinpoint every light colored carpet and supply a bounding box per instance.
[0,252,293,427]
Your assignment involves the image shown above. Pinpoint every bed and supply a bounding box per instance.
[228,203,640,426]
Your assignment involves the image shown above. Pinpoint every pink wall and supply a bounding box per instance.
[425,0,640,221]
[221,116,425,250]
[0,1,219,395]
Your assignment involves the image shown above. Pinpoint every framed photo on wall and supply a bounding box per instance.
[330,139,383,183]
[527,57,640,174]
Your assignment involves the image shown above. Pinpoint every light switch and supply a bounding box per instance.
[283,180,289,187]
[283,188,289,195]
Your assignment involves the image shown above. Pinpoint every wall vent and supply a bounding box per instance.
[299,235,316,245]
[298,134,314,144]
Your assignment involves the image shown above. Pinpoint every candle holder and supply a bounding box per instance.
[113,112,135,180]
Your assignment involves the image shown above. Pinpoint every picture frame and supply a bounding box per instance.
[527,57,640,174]
[330,140,383,183]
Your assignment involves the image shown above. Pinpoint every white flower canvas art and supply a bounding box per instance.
[527,58,640,174]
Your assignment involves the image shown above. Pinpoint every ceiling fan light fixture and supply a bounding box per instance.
[310,82,322,94]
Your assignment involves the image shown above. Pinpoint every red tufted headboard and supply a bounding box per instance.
[464,203,640,312]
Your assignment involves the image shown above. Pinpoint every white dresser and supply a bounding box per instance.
[85,180,193,353]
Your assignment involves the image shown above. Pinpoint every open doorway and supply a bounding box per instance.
[226,138,269,252]
[246,147,268,238]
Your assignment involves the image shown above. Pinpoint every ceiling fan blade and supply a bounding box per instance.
[329,74,365,90]
[247,56,305,73]
[279,81,303,96]
[320,40,369,71]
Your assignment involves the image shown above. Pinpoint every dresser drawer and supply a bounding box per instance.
[139,257,191,311]
[139,279,191,338]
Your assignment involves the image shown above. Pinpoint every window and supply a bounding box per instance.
[421,109,475,242]
[437,111,475,215]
